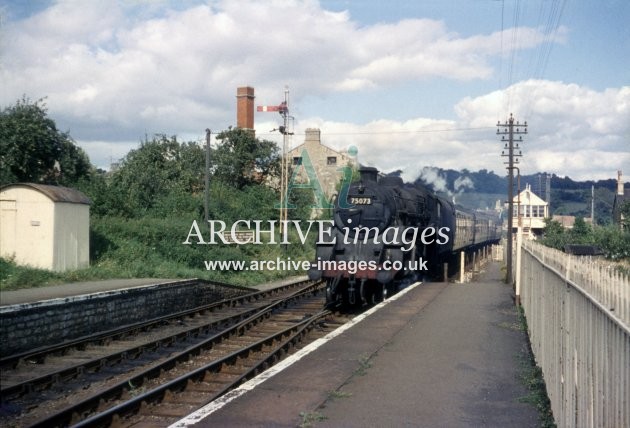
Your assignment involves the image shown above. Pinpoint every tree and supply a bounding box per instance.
[212,128,280,189]
[0,96,91,185]
[540,218,567,250]
[110,135,205,217]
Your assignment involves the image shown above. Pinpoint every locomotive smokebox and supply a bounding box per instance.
[359,167,378,183]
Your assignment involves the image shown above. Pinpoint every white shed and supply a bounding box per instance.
[0,183,91,271]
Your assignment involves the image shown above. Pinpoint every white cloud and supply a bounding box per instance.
[1,1,624,182]
[1,1,551,128]
[453,80,630,179]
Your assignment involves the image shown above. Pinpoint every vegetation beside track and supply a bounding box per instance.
[1,216,316,290]
[516,306,556,428]
[1,99,321,291]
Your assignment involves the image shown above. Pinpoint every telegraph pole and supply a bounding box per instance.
[497,113,527,288]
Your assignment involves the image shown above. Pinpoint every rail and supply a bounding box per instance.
[519,240,629,427]
[23,281,330,427]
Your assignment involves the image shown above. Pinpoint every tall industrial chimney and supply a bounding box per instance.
[236,86,255,132]
[618,170,624,195]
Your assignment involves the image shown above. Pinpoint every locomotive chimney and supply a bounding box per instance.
[359,167,378,183]
[236,86,255,133]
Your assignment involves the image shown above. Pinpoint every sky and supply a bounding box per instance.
[1,0,628,182]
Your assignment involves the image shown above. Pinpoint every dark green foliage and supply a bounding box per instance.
[287,187,318,221]
[74,169,119,216]
[591,227,630,261]
[108,135,205,217]
[516,307,556,427]
[621,201,630,231]
[212,128,280,189]
[569,217,591,243]
[540,218,568,250]
[541,217,630,261]
[0,96,91,186]
[0,258,63,290]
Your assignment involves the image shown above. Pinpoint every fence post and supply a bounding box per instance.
[515,227,522,305]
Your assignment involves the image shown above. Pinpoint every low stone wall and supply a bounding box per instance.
[0,279,252,355]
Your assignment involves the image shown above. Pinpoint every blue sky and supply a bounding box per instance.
[1,0,628,181]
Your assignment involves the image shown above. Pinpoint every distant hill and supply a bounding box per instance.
[391,167,623,225]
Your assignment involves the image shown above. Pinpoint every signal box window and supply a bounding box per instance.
[327,156,337,165]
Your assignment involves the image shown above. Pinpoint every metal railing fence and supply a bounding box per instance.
[519,240,629,428]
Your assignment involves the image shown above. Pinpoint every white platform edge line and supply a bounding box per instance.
[169,281,422,428]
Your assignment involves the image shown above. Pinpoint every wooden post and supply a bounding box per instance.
[515,227,522,305]
[460,251,465,283]
[443,263,448,283]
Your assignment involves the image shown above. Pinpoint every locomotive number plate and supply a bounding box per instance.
[350,197,372,205]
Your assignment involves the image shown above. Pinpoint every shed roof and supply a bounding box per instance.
[0,183,91,205]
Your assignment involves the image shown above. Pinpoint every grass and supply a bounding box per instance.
[298,411,327,428]
[1,215,316,291]
[327,390,352,400]
[516,306,556,428]
[354,353,372,376]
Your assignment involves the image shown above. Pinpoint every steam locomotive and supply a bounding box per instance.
[308,167,500,307]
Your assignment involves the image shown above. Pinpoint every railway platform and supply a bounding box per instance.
[0,275,306,307]
[178,261,540,427]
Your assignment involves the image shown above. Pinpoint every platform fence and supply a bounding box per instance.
[519,239,629,427]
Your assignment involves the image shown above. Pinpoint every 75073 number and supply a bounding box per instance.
[350,197,372,205]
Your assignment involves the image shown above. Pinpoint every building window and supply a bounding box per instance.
[293,157,302,165]
[327,156,337,165]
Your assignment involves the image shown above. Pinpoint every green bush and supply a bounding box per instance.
[541,218,630,261]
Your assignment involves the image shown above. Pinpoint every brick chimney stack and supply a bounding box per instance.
[618,170,624,195]
[236,86,255,132]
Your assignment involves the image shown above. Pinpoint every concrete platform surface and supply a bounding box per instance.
[0,275,307,307]
[183,262,540,428]
[0,278,178,306]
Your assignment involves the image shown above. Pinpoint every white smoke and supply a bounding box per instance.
[454,176,474,192]
[453,176,475,204]
[401,166,477,204]
[418,167,452,198]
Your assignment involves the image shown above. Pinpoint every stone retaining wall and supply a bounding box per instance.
[0,280,252,355]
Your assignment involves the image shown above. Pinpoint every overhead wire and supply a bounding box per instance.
[496,0,506,123]
[504,0,521,114]
[256,126,496,138]
[523,0,567,119]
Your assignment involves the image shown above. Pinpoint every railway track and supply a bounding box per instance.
[1,279,351,427]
